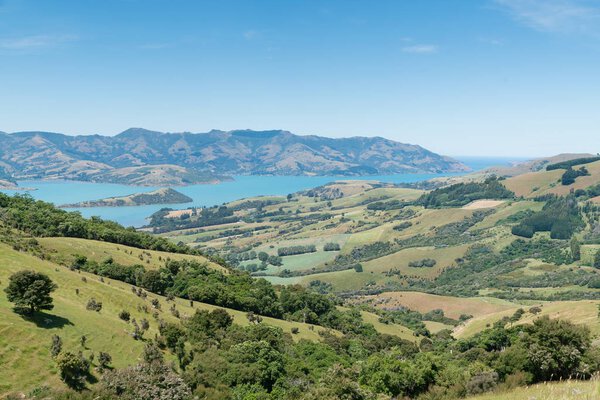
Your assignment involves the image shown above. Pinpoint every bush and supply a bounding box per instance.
[119,310,131,322]
[86,298,103,312]
[323,242,341,251]
[408,259,437,268]
[56,351,89,389]
[102,363,191,400]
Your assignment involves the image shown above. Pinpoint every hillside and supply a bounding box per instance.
[59,188,193,208]
[153,162,600,328]
[3,158,600,399]
[0,242,335,394]
[0,129,469,185]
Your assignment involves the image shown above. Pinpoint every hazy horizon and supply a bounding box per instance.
[1,0,599,157]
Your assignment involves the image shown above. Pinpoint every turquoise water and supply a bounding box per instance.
[0,157,523,227]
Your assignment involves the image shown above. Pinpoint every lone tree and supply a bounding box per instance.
[4,270,57,314]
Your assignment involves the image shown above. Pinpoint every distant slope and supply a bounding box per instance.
[0,129,469,185]
[504,159,600,198]
[59,188,193,208]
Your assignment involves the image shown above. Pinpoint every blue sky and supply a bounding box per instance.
[1,0,599,157]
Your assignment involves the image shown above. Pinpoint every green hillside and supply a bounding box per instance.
[0,242,333,394]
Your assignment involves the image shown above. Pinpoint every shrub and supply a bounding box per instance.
[119,310,131,322]
[323,242,341,251]
[408,259,437,268]
[86,298,102,312]
[56,351,89,389]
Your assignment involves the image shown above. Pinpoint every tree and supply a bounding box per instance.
[86,298,102,312]
[258,252,269,262]
[143,341,164,365]
[4,270,57,314]
[594,250,600,269]
[56,351,89,389]
[570,237,581,261]
[98,352,112,371]
[51,335,63,357]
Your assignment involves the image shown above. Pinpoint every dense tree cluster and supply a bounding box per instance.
[277,245,317,257]
[0,193,217,260]
[546,156,600,171]
[149,205,240,233]
[38,311,600,400]
[408,258,437,268]
[417,177,514,208]
[561,166,589,185]
[512,195,583,239]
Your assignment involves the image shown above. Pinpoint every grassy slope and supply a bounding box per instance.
[0,243,331,395]
[360,291,518,320]
[466,379,599,400]
[454,300,600,338]
[37,237,227,272]
[504,160,600,198]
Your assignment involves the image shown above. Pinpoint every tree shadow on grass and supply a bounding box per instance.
[18,310,74,329]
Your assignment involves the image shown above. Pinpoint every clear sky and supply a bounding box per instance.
[1,0,599,157]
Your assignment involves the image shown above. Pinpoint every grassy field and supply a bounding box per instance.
[455,300,600,338]
[360,291,519,319]
[466,378,600,400]
[0,243,330,395]
[363,244,471,279]
[37,237,226,272]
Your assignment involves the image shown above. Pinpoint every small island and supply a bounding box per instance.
[59,188,193,208]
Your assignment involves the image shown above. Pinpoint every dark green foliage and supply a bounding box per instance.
[594,250,600,269]
[0,193,216,260]
[393,221,412,231]
[571,237,581,261]
[148,205,240,233]
[417,177,514,208]
[277,245,317,256]
[323,242,341,251]
[408,258,437,268]
[366,199,406,211]
[546,156,600,171]
[561,166,589,185]
[119,310,131,322]
[56,351,90,390]
[512,195,583,239]
[4,270,57,314]
[97,352,112,371]
[51,335,62,358]
[102,362,191,400]
[86,298,102,312]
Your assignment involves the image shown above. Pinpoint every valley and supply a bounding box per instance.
[2,153,600,399]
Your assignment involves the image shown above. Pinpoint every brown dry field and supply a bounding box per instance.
[362,291,517,319]
[462,199,506,209]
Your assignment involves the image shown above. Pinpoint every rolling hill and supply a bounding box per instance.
[59,188,193,208]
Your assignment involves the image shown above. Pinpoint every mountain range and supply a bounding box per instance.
[0,128,469,186]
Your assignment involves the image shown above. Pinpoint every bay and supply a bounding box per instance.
[0,157,523,227]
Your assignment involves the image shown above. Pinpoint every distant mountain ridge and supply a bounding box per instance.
[0,128,469,186]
